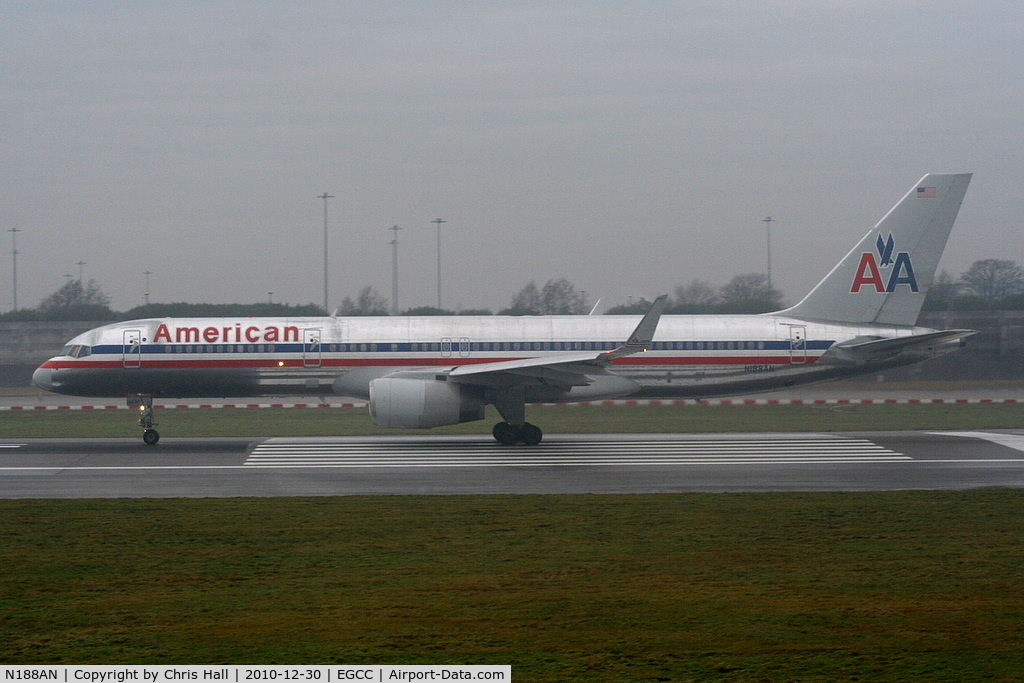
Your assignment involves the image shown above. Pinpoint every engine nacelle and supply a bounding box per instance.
[369,377,485,429]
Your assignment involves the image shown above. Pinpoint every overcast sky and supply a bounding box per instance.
[3,2,1022,313]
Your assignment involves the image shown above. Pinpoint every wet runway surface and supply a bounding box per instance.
[2,431,1023,498]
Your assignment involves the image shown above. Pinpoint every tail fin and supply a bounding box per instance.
[779,173,972,326]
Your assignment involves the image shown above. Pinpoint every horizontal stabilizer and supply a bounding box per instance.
[828,329,976,363]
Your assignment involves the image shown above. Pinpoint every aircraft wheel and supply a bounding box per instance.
[492,422,521,445]
[142,429,160,446]
[520,423,543,446]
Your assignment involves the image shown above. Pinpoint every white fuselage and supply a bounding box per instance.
[33,313,942,400]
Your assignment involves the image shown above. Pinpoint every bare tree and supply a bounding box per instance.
[501,279,587,315]
[39,279,110,311]
[37,279,113,319]
[337,285,389,316]
[959,259,1024,303]
[502,281,542,315]
[718,273,783,313]
[540,278,588,315]
[670,279,719,313]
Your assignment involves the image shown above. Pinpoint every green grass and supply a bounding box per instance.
[1,493,1023,680]
[1,401,1023,439]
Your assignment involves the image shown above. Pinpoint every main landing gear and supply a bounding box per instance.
[128,394,159,445]
[491,390,542,445]
[492,421,543,446]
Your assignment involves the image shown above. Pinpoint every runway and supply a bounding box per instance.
[2,431,1024,498]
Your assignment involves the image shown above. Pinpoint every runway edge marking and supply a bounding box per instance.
[932,431,1024,454]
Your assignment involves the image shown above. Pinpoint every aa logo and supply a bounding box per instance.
[850,233,919,293]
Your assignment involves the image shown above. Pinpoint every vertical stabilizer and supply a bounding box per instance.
[779,173,971,326]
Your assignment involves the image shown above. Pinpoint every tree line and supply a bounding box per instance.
[3,258,1023,322]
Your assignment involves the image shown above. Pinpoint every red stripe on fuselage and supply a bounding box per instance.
[39,354,821,371]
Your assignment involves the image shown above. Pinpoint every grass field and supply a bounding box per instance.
[2,399,1023,678]
[2,399,1024,439]
[1,493,1023,680]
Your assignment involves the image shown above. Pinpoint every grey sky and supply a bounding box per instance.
[3,2,1022,313]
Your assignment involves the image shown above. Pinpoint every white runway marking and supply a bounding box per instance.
[934,431,1024,454]
[245,435,909,468]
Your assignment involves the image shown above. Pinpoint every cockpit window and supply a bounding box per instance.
[61,345,92,358]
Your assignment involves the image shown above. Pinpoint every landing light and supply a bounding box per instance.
[278,361,285,367]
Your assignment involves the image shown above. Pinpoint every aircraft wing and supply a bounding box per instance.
[828,329,976,363]
[448,294,667,389]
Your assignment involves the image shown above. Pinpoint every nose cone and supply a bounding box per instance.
[32,366,55,392]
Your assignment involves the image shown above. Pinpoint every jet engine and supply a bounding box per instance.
[369,376,485,429]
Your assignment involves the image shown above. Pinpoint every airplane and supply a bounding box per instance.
[33,173,973,446]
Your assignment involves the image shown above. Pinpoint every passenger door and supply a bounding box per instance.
[303,328,322,368]
[123,329,142,368]
[788,325,808,364]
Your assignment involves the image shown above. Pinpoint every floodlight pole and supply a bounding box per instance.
[318,192,335,313]
[8,228,20,312]
[389,225,402,315]
[432,218,446,309]
[762,216,775,289]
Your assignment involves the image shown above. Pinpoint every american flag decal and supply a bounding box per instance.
[916,186,936,198]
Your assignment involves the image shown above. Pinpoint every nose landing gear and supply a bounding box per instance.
[128,394,159,445]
